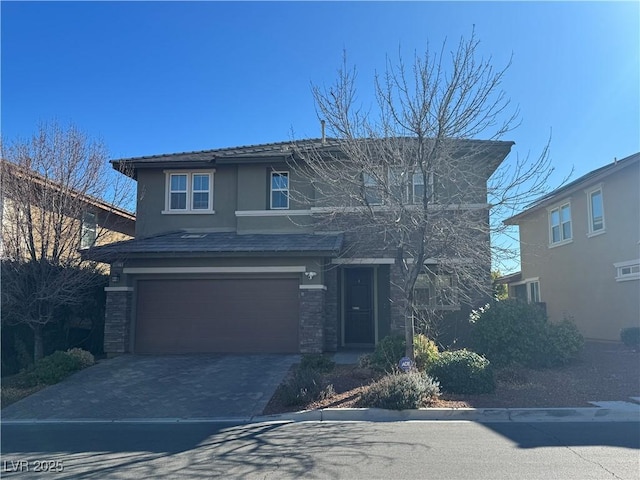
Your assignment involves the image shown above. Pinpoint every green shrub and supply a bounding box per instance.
[470,300,583,368]
[23,351,82,386]
[429,349,495,394]
[300,354,335,373]
[369,335,406,372]
[280,367,335,406]
[65,348,95,369]
[358,371,440,410]
[621,327,640,350]
[414,334,440,371]
[536,320,584,367]
[369,334,440,373]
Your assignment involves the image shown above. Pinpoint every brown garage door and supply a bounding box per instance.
[135,278,300,354]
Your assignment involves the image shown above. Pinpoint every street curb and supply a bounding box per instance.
[4,406,638,425]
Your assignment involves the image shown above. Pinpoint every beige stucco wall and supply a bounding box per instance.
[518,160,640,341]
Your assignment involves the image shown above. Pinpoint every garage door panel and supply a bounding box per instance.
[135,278,299,354]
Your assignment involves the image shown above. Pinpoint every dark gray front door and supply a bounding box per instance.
[344,268,375,344]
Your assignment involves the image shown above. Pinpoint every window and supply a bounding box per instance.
[614,260,640,282]
[363,172,382,205]
[270,171,289,209]
[80,211,97,249]
[164,171,214,213]
[414,272,459,309]
[588,188,605,234]
[549,202,572,245]
[528,281,540,303]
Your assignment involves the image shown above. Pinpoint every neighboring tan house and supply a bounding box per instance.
[86,138,513,355]
[502,152,640,341]
[0,160,136,263]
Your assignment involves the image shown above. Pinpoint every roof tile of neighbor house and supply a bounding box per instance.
[84,231,344,260]
[504,152,640,225]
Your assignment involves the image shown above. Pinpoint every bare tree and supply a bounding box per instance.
[290,31,556,358]
[1,121,133,360]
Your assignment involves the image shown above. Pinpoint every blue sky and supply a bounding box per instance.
[2,1,639,271]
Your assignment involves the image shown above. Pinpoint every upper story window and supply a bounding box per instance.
[366,168,434,206]
[270,171,289,209]
[549,202,572,246]
[80,211,97,249]
[363,172,383,205]
[587,187,605,235]
[164,171,214,214]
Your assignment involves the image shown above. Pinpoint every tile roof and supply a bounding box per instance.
[112,137,515,176]
[84,231,344,261]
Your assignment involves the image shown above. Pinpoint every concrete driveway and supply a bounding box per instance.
[2,354,298,421]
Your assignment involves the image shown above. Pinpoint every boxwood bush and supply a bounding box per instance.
[429,349,495,394]
[358,371,440,410]
[23,351,83,386]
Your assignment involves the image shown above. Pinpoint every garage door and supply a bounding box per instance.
[135,278,300,354]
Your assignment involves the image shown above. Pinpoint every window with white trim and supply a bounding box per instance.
[528,281,540,303]
[165,171,214,213]
[270,171,289,209]
[588,188,605,234]
[549,202,572,245]
[80,211,97,249]
[614,260,640,281]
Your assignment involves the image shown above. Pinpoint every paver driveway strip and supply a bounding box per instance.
[1,354,299,421]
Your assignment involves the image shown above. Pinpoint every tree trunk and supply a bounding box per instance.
[33,324,44,361]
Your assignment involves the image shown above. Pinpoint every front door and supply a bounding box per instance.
[344,268,375,345]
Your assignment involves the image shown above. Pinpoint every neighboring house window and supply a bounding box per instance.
[270,171,289,209]
[549,203,572,245]
[363,172,383,205]
[80,211,97,249]
[528,281,540,303]
[614,260,640,282]
[414,272,459,308]
[164,171,214,213]
[588,188,605,234]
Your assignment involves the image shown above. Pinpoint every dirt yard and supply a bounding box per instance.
[263,341,640,415]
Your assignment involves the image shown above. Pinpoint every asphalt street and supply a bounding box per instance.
[2,420,639,479]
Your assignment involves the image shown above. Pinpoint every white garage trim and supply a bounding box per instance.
[104,286,135,292]
[123,266,307,274]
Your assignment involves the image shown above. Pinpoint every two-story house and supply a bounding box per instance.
[1,160,136,263]
[86,138,513,355]
[502,152,640,341]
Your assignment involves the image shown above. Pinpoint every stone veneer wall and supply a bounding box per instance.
[299,289,325,353]
[103,290,133,354]
[323,267,339,351]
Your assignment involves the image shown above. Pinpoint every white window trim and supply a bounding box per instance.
[363,171,384,206]
[548,201,573,247]
[586,185,606,237]
[270,171,290,210]
[614,259,640,282]
[527,279,541,303]
[163,170,215,214]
